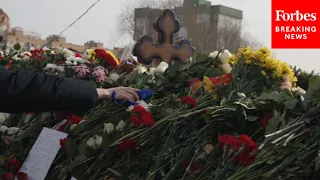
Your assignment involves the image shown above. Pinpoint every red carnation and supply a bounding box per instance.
[133,105,148,114]
[181,96,197,108]
[218,134,257,166]
[129,116,143,127]
[140,113,155,127]
[17,172,28,180]
[60,138,67,147]
[2,172,15,180]
[219,73,232,84]
[66,115,82,124]
[234,134,258,166]
[118,139,138,152]
[210,77,219,85]
[5,159,20,171]
[259,112,273,128]
[75,53,82,58]
[218,134,242,150]
[182,160,199,173]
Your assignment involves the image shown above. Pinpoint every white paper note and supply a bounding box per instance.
[17,127,68,180]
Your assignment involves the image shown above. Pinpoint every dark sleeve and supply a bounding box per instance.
[0,66,98,113]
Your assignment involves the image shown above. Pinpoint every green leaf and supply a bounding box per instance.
[283,99,298,109]
[65,139,78,159]
[78,142,88,155]
[13,43,21,51]
[307,76,320,96]
[265,109,280,135]
[74,155,87,162]
[247,115,258,122]
[100,134,112,149]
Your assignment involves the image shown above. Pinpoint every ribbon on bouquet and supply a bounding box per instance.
[111,89,153,105]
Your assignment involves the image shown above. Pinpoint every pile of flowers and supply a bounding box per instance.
[1,44,319,180]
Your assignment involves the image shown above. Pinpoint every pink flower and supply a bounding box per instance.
[73,64,90,78]
[92,66,108,82]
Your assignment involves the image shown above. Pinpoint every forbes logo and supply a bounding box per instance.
[275,10,317,21]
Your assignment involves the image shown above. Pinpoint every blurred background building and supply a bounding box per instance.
[133,0,243,53]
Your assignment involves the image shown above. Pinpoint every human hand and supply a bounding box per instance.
[96,87,139,102]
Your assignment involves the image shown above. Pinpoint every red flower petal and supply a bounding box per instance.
[140,113,155,127]
[118,139,138,152]
[17,172,28,180]
[60,138,67,147]
[129,116,143,127]
[181,96,197,108]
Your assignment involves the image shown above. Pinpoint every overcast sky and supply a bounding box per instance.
[1,0,319,72]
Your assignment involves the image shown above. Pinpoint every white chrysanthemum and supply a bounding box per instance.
[104,123,114,134]
[116,120,126,132]
[44,63,65,72]
[66,56,85,65]
[0,113,10,124]
[154,62,169,74]
[95,135,103,146]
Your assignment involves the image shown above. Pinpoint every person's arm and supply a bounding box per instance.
[0,66,98,113]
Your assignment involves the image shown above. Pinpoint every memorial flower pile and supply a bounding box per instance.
[1,43,320,180]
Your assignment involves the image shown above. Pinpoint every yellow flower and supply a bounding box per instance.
[261,70,267,76]
[203,76,214,92]
[87,49,97,63]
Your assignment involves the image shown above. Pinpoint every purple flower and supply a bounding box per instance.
[73,64,90,78]
[92,66,108,82]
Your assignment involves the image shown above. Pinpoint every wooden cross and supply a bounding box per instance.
[133,9,195,65]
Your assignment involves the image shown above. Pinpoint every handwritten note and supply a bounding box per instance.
[17,127,68,180]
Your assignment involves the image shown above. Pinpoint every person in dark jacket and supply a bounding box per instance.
[0,66,139,113]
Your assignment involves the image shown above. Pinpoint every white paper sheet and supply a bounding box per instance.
[17,127,68,180]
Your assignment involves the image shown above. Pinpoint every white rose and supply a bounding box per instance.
[7,127,19,135]
[116,120,126,132]
[104,123,114,134]
[70,124,77,131]
[219,50,232,64]
[209,51,218,58]
[148,68,156,75]
[0,113,10,124]
[154,62,169,74]
[0,126,8,132]
[135,65,147,74]
[95,135,103,146]
[86,137,96,148]
[126,105,134,112]
[220,64,232,74]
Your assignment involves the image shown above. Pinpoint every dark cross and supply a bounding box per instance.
[133,9,195,65]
